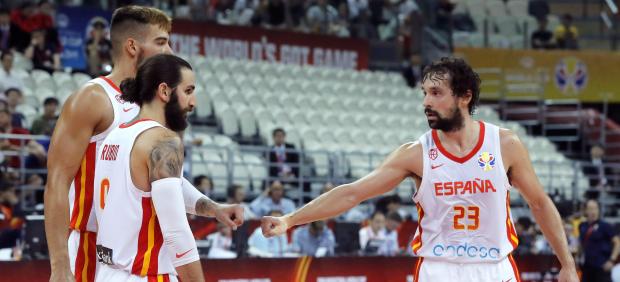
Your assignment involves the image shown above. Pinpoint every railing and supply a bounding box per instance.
[3,133,615,214]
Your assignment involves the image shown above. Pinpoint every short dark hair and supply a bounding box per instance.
[4,88,22,96]
[386,211,403,223]
[193,174,209,186]
[227,184,243,199]
[119,54,192,106]
[422,57,481,115]
[0,49,12,61]
[272,128,286,136]
[110,6,172,59]
[370,211,384,220]
[43,97,59,106]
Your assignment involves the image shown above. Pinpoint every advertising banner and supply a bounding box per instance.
[455,47,620,102]
[56,6,112,71]
[170,20,370,70]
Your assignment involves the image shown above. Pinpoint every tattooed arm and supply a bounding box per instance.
[147,132,204,282]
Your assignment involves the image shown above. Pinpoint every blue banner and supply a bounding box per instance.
[56,6,111,70]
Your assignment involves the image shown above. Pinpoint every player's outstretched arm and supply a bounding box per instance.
[180,178,244,229]
[500,130,578,282]
[147,131,204,282]
[261,143,420,237]
[44,86,107,282]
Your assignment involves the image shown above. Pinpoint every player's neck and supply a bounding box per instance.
[438,117,478,149]
[106,62,137,89]
[134,103,166,128]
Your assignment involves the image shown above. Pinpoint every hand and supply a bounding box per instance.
[213,203,243,230]
[261,216,289,238]
[557,265,579,282]
[49,267,73,282]
[604,260,615,271]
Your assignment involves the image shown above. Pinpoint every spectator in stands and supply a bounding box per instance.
[267,128,299,184]
[0,180,23,249]
[30,97,58,136]
[286,0,307,29]
[554,14,578,50]
[330,3,351,37]
[306,0,339,34]
[375,194,408,220]
[193,174,213,197]
[514,216,536,256]
[8,2,38,52]
[206,221,237,258]
[24,28,61,73]
[585,144,610,195]
[227,184,257,219]
[359,211,388,255]
[348,0,369,22]
[528,0,550,21]
[402,54,423,88]
[531,18,555,49]
[0,109,46,169]
[215,0,236,25]
[0,8,11,50]
[5,88,25,129]
[292,220,336,256]
[384,211,403,256]
[579,199,620,282]
[0,50,24,94]
[85,18,112,76]
[265,0,287,28]
[250,180,296,217]
[233,0,256,25]
[247,210,289,257]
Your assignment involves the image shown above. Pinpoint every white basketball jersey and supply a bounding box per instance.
[68,77,140,232]
[94,119,177,277]
[411,121,519,263]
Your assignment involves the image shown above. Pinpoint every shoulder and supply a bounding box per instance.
[135,127,183,153]
[499,127,523,148]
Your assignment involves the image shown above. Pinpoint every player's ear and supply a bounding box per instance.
[126,38,139,58]
[460,90,473,109]
[157,82,170,102]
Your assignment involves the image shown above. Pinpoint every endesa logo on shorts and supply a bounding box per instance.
[432,243,500,259]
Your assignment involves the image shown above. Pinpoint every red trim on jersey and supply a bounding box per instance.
[74,231,97,282]
[432,121,485,164]
[505,192,519,249]
[132,197,152,275]
[120,118,154,129]
[163,274,170,282]
[100,76,122,94]
[147,209,164,276]
[413,257,424,282]
[508,254,522,282]
[70,142,97,231]
[411,203,425,254]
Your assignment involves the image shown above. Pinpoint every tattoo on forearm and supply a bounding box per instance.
[149,137,183,182]
[196,197,216,217]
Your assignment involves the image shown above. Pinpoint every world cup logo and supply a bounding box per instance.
[478,152,495,172]
[554,57,588,95]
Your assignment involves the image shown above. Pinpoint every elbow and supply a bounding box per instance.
[527,194,552,213]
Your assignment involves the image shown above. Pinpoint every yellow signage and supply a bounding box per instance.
[455,47,620,102]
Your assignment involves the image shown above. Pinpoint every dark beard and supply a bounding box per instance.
[136,49,145,67]
[165,91,188,132]
[425,106,464,132]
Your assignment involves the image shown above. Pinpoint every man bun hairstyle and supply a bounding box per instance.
[120,54,192,106]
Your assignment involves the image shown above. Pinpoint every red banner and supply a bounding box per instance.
[1,255,561,282]
[170,20,369,70]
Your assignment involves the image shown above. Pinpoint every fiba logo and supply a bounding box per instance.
[554,57,587,95]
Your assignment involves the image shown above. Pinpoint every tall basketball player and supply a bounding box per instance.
[261,57,579,282]
[44,6,242,282]
[95,54,204,282]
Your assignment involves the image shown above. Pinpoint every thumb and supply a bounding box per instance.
[218,214,238,231]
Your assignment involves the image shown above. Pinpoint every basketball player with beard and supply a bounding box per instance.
[93,54,204,281]
[261,57,579,282]
[44,6,242,282]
